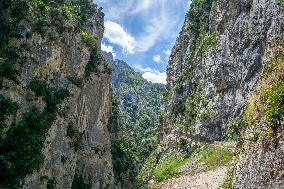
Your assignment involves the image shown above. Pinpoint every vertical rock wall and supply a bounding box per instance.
[156,0,284,187]
[0,1,115,189]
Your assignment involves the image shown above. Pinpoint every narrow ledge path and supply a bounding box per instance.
[158,166,228,189]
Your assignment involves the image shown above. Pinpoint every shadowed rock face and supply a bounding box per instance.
[0,2,115,189]
[157,0,284,187]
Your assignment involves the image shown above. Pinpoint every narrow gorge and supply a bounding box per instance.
[0,0,284,189]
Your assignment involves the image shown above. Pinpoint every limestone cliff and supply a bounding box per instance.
[0,1,114,188]
[150,0,284,188]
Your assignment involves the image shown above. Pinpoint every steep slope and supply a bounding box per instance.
[104,52,165,160]
[141,0,284,188]
[103,52,165,186]
[0,1,115,188]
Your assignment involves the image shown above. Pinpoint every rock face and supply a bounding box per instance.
[156,0,284,187]
[0,1,114,189]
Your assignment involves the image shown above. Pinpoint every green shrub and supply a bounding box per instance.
[0,46,25,85]
[61,155,68,164]
[67,122,83,152]
[107,97,120,134]
[71,173,91,189]
[0,80,70,187]
[162,91,170,104]
[266,83,284,129]
[80,29,97,48]
[204,33,217,49]
[29,79,71,111]
[0,107,53,187]
[153,156,188,182]
[178,137,188,150]
[84,48,102,77]
[68,76,84,88]
[111,140,136,183]
[184,86,207,128]
[103,66,112,75]
[219,167,234,189]
[187,0,214,55]
[173,100,186,115]
[277,0,284,6]
[0,95,19,131]
[47,178,57,189]
[229,112,248,140]
[248,132,260,142]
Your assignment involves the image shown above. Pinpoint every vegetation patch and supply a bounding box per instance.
[80,29,97,49]
[47,177,57,189]
[68,76,84,88]
[153,145,233,183]
[178,137,188,151]
[137,151,158,184]
[173,100,186,115]
[153,155,189,182]
[219,166,234,189]
[85,48,103,77]
[107,96,137,184]
[67,122,83,152]
[0,95,19,132]
[187,0,214,53]
[71,173,91,189]
[265,83,284,129]
[107,97,120,134]
[248,132,260,142]
[0,79,70,187]
[0,46,25,85]
[111,140,137,183]
[245,40,284,139]
[204,33,218,50]
[184,86,208,129]
[228,111,248,140]
[29,79,71,111]
[195,146,233,171]
[162,91,170,104]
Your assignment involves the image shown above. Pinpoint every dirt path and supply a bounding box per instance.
[158,166,228,189]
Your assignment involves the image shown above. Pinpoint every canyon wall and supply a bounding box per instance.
[0,1,115,188]
[155,0,284,187]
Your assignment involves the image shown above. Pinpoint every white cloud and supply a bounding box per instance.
[104,20,136,54]
[101,43,116,58]
[153,54,161,63]
[132,0,182,53]
[95,0,190,83]
[96,0,134,20]
[131,0,154,14]
[98,0,189,54]
[134,65,167,84]
[142,72,167,84]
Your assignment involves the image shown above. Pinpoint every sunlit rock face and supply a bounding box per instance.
[0,2,115,189]
[158,0,283,187]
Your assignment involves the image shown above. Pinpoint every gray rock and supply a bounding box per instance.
[156,0,284,187]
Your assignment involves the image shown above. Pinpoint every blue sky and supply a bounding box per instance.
[94,0,191,84]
